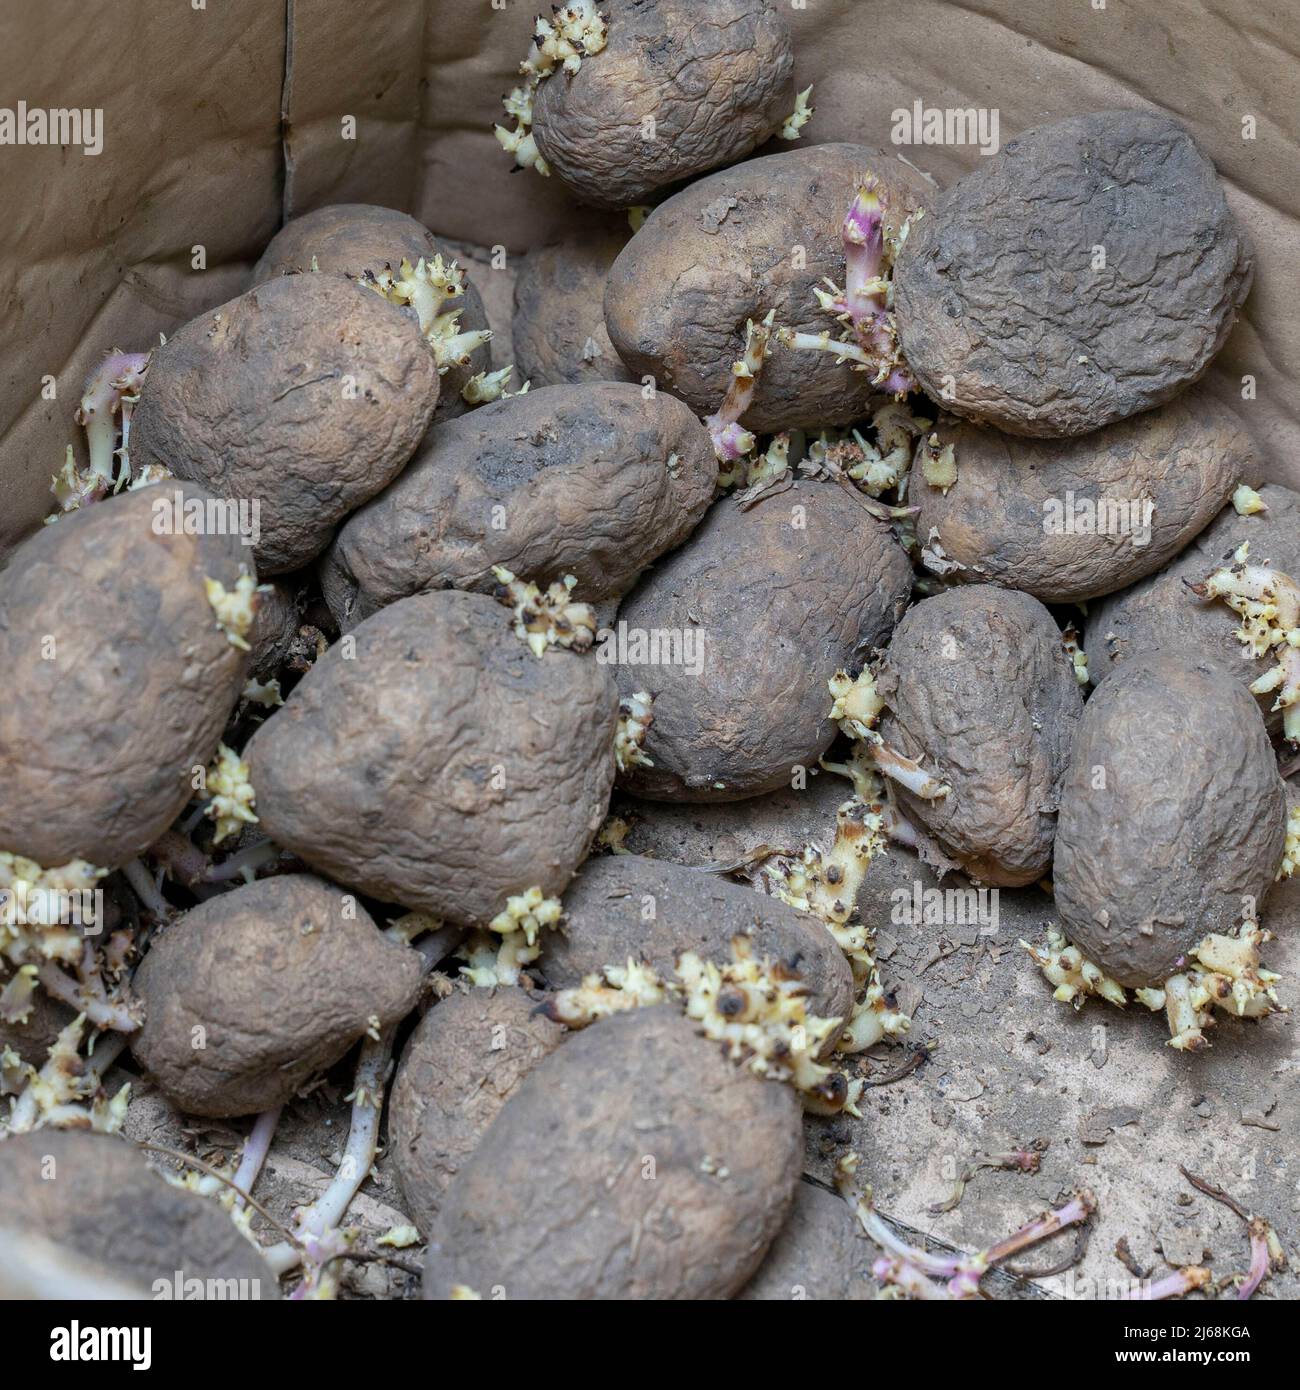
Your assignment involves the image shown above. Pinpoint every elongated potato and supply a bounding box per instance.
[737,1181,873,1300]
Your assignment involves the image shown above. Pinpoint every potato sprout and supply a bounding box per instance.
[3,1014,130,1135]
[458,886,563,987]
[1061,624,1089,686]
[1232,483,1266,516]
[778,85,814,141]
[705,309,775,466]
[360,255,493,372]
[205,571,260,651]
[203,744,258,845]
[614,690,654,771]
[462,365,530,405]
[916,431,957,494]
[492,565,596,657]
[75,349,151,485]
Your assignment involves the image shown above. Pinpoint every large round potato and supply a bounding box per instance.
[605,144,931,432]
[0,485,251,869]
[132,272,441,573]
[1054,652,1287,987]
[615,481,912,801]
[913,393,1254,603]
[878,586,1083,886]
[895,111,1253,437]
[422,1007,802,1299]
[245,590,619,924]
[737,1181,873,1300]
[319,383,715,629]
[531,0,794,209]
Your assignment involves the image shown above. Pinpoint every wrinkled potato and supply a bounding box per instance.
[605,144,930,431]
[878,586,1083,886]
[539,853,854,1034]
[615,481,912,800]
[130,874,422,1117]
[913,393,1254,603]
[252,202,491,418]
[0,485,251,869]
[895,111,1253,437]
[422,1006,802,1299]
[0,1130,275,1296]
[1053,652,1286,987]
[246,578,303,682]
[531,0,795,209]
[389,985,564,1235]
[245,590,619,924]
[132,272,441,573]
[320,383,715,628]
[737,1181,873,1300]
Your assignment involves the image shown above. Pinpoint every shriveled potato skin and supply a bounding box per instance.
[422,1007,802,1299]
[132,273,440,574]
[389,986,564,1236]
[605,144,930,432]
[616,481,912,801]
[913,394,1254,603]
[320,383,715,628]
[878,586,1083,886]
[531,0,795,210]
[130,874,421,1118]
[539,853,854,1036]
[1054,653,1286,987]
[246,578,302,681]
[737,1181,873,1300]
[245,591,619,924]
[895,111,1253,437]
[252,202,490,420]
[0,1130,276,1296]
[0,485,250,868]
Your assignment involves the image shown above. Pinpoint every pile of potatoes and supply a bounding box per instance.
[1,0,1291,1302]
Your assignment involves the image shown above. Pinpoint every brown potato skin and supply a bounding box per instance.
[878,586,1083,886]
[422,1006,802,1300]
[253,202,490,420]
[389,986,564,1236]
[130,874,422,1118]
[246,578,302,681]
[1053,653,1286,987]
[736,1181,873,1300]
[895,111,1253,437]
[913,394,1255,604]
[319,383,716,629]
[605,144,931,432]
[539,853,854,1037]
[615,481,913,801]
[132,273,440,574]
[0,485,251,869]
[0,1130,276,1296]
[531,0,795,209]
[245,590,619,925]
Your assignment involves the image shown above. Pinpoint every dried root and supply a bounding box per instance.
[492,565,596,658]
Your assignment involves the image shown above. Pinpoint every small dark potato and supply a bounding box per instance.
[1054,653,1286,987]
[0,1130,276,1296]
[130,874,421,1118]
[615,481,912,801]
[0,990,75,1072]
[736,1181,873,1300]
[539,853,854,1035]
[245,590,619,924]
[0,485,251,869]
[422,1006,802,1299]
[132,273,441,573]
[878,586,1083,886]
[389,986,564,1235]
[531,0,795,209]
[605,144,931,431]
[320,383,715,628]
[253,202,490,419]
[895,111,1253,437]
[246,578,303,682]
[512,233,633,386]
[913,393,1254,603]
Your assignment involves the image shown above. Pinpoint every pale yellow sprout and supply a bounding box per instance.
[458,887,563,988]
[1232,483,1266,516]
[492,565,596,658]
[1061,625,1089,686]
[548,957,671,1027]
[1019,929,1127,1009]
[917,432,957,494]
[462,365,529,405]
[361,255,493,371]
[614,690,654,772]
[779,85,815,140]
[205,571,259,651]
[204,744,258,845]
[1278,804,1300,880]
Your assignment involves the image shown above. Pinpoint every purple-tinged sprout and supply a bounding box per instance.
[230,1105,282,1214]
[1180,1166,1287,1300]
[704,309,775,464]
[74,350,151,484]
[1119,1266,1212,1301]
[872,1256,952,1299]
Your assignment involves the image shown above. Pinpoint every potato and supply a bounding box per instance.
[246,578,302,682]
[252,202,491,419]
[132,272,441,574]
[389,985,564,1235]
[130,874,422,1117]
[319,383,715,629]
[0,990,75,1073]
[512,233,633,386]
[913,393,1254,603]
[421,1006,802,1299]
[614,481,912,801]
[0,484,251,869]
[531,0,795,209]
[605,144,930,431]
[245,590,619,924]
[0,1129,275,1296]
[540,853,853,1036]
[736,1181,872,1300]
[895,111,1253,437]
[877,586,1083,886]
[1053,653,1286,987]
